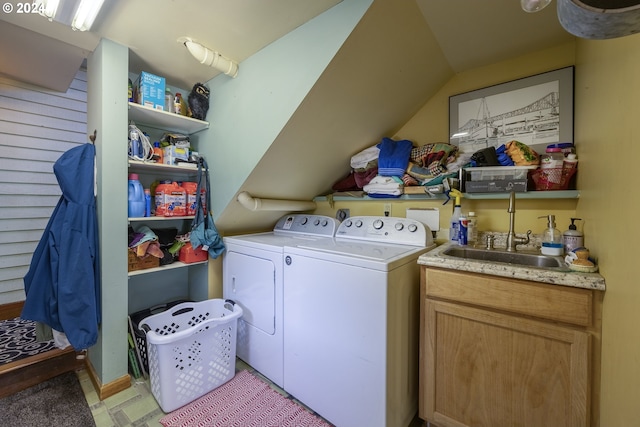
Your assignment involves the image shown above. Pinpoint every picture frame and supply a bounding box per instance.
[449,66,574,156]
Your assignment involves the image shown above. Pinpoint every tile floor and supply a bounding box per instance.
[77,358,425,427]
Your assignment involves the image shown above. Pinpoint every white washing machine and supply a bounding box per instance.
[283,216,435,427]
[222,214,339,388]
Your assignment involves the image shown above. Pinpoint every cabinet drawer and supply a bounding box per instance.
[424,267,593,327]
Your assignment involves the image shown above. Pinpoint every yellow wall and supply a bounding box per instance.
[575,34,640,426]
[315,42,580,240]
[317,37,640,425]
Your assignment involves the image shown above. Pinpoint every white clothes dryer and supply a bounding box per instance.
[282,216,435,427]
[222,214,339,388]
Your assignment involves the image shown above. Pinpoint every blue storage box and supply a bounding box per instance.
[136,71,166,110]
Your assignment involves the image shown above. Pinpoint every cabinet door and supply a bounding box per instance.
[422,299,590,427]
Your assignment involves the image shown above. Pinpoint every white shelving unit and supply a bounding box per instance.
[126,103,210,311]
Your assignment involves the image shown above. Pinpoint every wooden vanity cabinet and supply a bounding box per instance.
[419,267,602,427]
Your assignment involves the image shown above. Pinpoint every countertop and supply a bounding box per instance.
[418,243,606,291]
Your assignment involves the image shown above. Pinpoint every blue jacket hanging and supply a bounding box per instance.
[22,143,101,350]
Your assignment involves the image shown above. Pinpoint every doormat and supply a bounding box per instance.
[160,370,333,427]
[0,371,95,427]
[0,317,56,365]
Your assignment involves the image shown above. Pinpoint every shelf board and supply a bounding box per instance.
[315,190,579,202]
[128,215,195,222]
[128,102,209,134]
[128,260,207,277]
[128,160,199,176]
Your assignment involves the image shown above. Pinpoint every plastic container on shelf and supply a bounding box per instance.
[152,142,163,164]
[153,179,188,217]
[181,181,198,216]
[128,174,145,217]
[563,153,578,170]
[540,148,565,185]
[174,92,186,116]
[144,189,152,217]
[530,168,576,190]
[467,211,478,246]
[164,87,173,113]
[138,299,243,412]
[178,242,208,263]
[153,180,171,216]
[546,142,575,157]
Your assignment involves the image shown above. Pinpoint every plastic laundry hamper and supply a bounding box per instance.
[138,299,243,412]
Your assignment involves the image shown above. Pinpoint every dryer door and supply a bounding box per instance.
[224,251,275,334]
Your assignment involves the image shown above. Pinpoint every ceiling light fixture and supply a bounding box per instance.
[71,0,105,31]
[521,0,552,12]
[35,0,105,31]
[178,37,239,78]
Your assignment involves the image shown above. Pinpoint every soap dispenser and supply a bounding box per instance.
[538,215,564,256]
[563,218,584,253]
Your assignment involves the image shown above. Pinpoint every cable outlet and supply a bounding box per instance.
[384,203,392,217]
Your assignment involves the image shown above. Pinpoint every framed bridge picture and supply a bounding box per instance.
[449,66,574,155]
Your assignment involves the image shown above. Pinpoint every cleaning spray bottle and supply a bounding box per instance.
[563,218,584,253]
[538,214,563,255]
[449,189,463,243]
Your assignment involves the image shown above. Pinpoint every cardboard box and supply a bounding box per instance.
[163,145,189,165]
[135,71,166,110]
[128,249,160,272]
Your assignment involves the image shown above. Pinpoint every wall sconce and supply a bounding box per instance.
[521,0,552,12]
[35,0,105,31]
[177,37,239,78]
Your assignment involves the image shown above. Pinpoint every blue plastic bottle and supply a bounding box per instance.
[128,173,145,217]
[144,188,152,217]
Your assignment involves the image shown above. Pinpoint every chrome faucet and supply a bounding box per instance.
[505,191,531,252]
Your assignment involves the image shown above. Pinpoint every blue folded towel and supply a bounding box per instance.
[377,137,413,176]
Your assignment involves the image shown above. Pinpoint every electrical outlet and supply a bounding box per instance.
[384,203,391,217]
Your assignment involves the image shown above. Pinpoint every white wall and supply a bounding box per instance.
[0,70,87,305]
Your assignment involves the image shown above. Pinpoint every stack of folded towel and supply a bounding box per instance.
[363,175,404,198]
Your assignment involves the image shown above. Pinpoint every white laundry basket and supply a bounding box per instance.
[138,299,243,412]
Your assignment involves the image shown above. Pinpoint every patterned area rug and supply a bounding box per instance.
[0,317,56,365]
[160,370,333,427]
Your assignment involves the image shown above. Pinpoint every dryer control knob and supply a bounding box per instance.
[355,220,363,228]
[344,220,353,227]
[321,219,328,227]
[395,222,404,231]
[408,223,418,232]
[314,219,320,226]
[373,219,384,229]
[300,217,308,225]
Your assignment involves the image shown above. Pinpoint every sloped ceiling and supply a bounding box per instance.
[215,0,453,233]
[0,0,342,91]
[0,0,574,92]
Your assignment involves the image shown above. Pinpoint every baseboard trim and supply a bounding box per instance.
[85,358,131,400]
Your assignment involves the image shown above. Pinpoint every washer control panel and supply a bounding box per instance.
[273,214,339,237]
[336,216,430,246]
